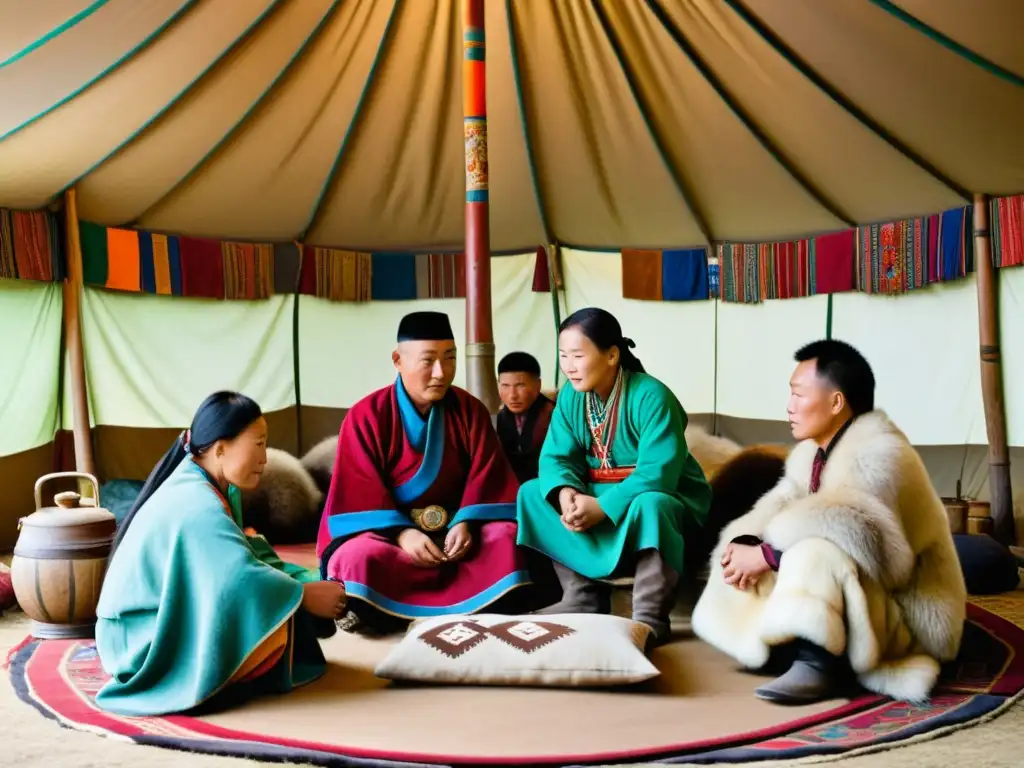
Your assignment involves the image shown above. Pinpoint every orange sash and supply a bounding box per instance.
[229,619,290,684]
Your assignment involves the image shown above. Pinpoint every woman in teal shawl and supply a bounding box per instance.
[94,391,347,716]
[516,308,711,645]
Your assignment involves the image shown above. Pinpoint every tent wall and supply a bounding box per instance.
[0,280,62,456]
[2,255,1023,549]
[0,279,62,549]
[298,252,556,408]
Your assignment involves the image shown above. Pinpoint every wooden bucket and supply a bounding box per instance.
[10,472,117,640]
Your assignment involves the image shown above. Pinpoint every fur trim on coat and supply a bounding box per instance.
[691,410,966,702]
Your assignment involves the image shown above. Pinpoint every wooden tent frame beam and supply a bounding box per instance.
[62,188,95,476]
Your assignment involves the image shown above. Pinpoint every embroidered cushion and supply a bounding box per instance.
[374,613,660,687]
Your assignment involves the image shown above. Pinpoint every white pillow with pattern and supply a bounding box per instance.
[374,613,660,687]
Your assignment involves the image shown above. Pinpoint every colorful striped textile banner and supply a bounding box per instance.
[69,195,1023,306]
[422,252,466,298]
[78,220,475,303]
[367,252,467,300]
[222,242,274,300]
[298,246,372,302]
[717,229,856,304]
[624,196,1022,304]
[991,195,1023,268]
[0,207,65,282]
[81,222,279,301]
[855,206,973,294]
[718,243,783,304]
[621,248,710,301]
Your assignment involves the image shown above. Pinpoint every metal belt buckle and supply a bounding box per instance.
[411,504,448,532]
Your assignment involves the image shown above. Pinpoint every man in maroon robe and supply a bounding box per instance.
[495,351,554,485]
[316,311,531,632]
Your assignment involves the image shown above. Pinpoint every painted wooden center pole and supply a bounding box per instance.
[62,189,95,476]
[463,0,500,413]
[973,194,1014,545]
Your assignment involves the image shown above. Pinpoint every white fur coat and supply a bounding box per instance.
[691,410,967,702]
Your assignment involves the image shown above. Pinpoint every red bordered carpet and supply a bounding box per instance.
[6,560,1024,766]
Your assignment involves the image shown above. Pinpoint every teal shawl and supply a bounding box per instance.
[94,458,326,716]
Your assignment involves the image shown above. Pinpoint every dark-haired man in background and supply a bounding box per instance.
[495,352,555,484]
[692,339,965,706]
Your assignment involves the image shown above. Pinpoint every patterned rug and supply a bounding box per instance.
[5,599,1023,767]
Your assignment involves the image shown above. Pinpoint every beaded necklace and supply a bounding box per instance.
[585,367,624,469]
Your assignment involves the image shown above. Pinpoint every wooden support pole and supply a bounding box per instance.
[973,193,1014,545]
[62,189,95,476]
[462,0,499,413]
[546,243,564,388]
[292,240,305,457]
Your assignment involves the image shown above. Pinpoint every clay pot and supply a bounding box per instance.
[10,472,116,640]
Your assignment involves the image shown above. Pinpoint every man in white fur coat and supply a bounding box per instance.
[691,339,966,706]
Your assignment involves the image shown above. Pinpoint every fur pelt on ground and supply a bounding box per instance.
[241,448,323,544]
[692,410,967,702]
[301,435,339,495]
[699,443,790,575]
[684,425,742,479]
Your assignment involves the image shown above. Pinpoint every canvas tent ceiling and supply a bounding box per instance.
[1,0,1022,252]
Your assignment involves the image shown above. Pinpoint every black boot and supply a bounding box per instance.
[754,639,846,705]
[534,561,612,615]
[631,549,679,647]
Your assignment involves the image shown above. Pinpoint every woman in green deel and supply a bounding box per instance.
[516,308,711,646]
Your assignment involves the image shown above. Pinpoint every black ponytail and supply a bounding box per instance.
[109,391,263,558]
[559,307,645,373]
[616,336,646,373]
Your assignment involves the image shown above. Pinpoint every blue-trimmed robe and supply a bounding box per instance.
[316,379,531,621]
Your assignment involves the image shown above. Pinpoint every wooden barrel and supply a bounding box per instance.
[941,497,968,534]
[967,500,992,519]
[10,472,116,640]
[966,500,993,536]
